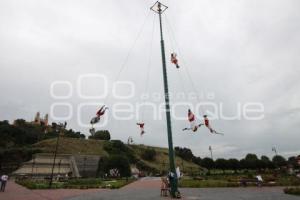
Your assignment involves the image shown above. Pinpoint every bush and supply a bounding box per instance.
[141,148,156,161]
[136,160,158,175]
[179,179,239,188]
[175,147,194,161]
[16,180,63,189]
[103,155,131,178]
[67,178,102,186]
[89,130,110,141]
[103,140,137,163]
[284,187,300,195]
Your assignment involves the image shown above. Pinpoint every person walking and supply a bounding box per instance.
[1,174,8,192]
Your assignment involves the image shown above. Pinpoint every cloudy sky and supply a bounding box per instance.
[0,0,299,159]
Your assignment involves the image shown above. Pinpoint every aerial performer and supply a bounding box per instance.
[90,105,108,125]
[171,53,180,69]
[182,109,203,132]
[136,122,145,136]
[203,115,224,135]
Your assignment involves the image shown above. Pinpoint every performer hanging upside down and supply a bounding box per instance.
[89,127,96,136]
[136,122,145,136]
[90,105,108,125]
[182,109,203,132]
[203,115,223,135]
[171,53,180,69]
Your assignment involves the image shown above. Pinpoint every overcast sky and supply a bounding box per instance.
[0,0,299,159]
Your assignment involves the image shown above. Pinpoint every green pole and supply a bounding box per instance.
[157,2,178,197]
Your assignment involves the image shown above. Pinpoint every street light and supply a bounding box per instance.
[49,122,67,188]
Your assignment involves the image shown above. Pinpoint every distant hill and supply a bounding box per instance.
[33,138,204,174]
[0,119,204,175]
[0,119,85,174]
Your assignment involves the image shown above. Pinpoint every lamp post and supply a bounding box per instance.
[209,146,213,160]
[272,146,278,156]
[49,122,66,188]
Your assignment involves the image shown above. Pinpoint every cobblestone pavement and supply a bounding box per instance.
[66,187,300,200]
[66,178,300,200]
[0,180,104,200]
[2,179,299,200]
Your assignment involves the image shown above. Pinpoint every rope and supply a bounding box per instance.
[165,13,206,116]
[104,10,152,107]
[100,10,152,133]
[141,13,156,122]
[114,10,152,85]
[164,16,188,101]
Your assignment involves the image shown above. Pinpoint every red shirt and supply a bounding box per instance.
[188,112,195,122]
[204,118,209,126]
[137,123,144,128]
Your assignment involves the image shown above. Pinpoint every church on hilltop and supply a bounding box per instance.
[32,112,49,126]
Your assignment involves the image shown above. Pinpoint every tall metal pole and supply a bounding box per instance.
[151,2,178,197]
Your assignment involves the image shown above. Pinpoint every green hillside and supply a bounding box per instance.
[33,138,203,174]
[33,138,108,156]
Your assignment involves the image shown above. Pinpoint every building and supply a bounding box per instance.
[13,153,101,179]
[33,112,48,126]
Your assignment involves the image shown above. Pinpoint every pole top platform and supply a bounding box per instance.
[150,1,168,14]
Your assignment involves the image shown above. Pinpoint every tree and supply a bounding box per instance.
[141,148,156,161]
[89,130,110,140]
[103,155,131,177]
[201,157,214,170]
[215,158,228,173]
[97,156,109,177]
[272,155,287,168]
[288,156,298,169]
[261,155,274,169]
[244,153,259,169]
[227,158,240,172]
[14,119,26,126]
[192,156,202,166]
[0,120,9,126]
[64,129,86,139]
[174,147,194,161]
[103,140,137,163]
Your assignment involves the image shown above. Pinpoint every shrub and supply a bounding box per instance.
[141,148,156,161]
[284,187,300,195]
[103,140,137,163]
[103,155,131,178]
[89,130,110,141]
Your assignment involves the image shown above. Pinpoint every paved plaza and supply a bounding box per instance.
[0,178,299,200]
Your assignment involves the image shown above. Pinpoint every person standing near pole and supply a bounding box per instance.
[1,174,8,192]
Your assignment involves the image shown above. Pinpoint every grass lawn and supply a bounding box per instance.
[16,178,134,189]
[178,174,300,188]
[179,179,239,188]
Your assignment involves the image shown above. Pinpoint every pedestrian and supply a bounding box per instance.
[1,174,8,192]
[160,177,169,197]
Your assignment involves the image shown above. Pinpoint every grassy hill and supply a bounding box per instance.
[33,138,203,174]
[33,138,108,156]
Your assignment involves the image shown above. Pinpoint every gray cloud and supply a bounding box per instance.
[0,0,299,159]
